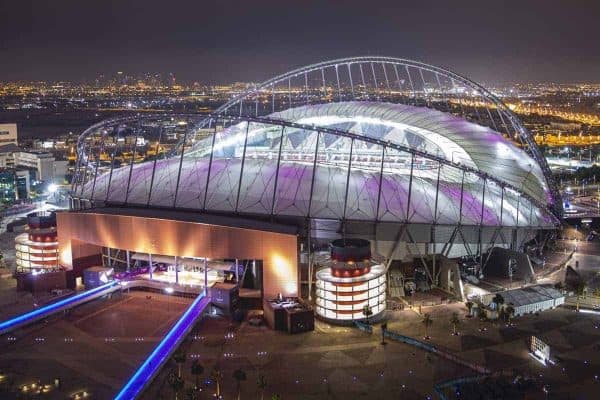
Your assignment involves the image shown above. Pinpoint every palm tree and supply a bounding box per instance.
[576,282,587,312]
[173,349,187,378]
[465,301,474,317]
[257,374,267,400]
[422,313,433,339]
[505,304,515,324]
[492,294,505,312]
[211,364,223,398]
[184,387,199,400]
[479,308,488,321]
[233,369,247,400]
[190,360,204,391]
[362,304,373,324]
[450,312,460,335]
[167,371,185,400]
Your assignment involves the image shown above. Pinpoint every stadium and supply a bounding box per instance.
[60,56,561,323]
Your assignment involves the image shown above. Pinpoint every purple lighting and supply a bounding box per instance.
[114,292,210,400]
[0,281,119,335]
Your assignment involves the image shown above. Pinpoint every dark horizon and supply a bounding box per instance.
[1,0,599,85]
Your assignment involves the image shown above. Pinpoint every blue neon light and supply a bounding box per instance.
[0,281,119,333]
[114,292,209,400]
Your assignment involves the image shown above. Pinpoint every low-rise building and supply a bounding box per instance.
[0,123,18,146]
[483,285,565,317]
[13,151,68,183]
[0,168,31,201]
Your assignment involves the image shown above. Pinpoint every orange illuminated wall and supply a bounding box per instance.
[56,211,298,298]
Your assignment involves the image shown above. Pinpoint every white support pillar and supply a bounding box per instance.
[235,258,239,285]
[204,258,208,296]
[126,250,131,272]
[148,253,153,280]
[106,247,111,267]
[175,256,179,284]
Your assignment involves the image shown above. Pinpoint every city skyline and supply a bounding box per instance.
[1,0,599,84]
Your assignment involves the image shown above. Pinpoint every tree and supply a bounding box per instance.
[465,301,474,317]
[505,304,515,324]
[190,360,204,391]
[168,371,185,400]
[575,282,587,312]
[211,364,223,398]
[184,387,199,400]
[257,374,267,400]
[362,304,373,325]
[233,369,247,400]
[479,309,488,321]
[450,312,460,335]
[173,349,187,378]
[271,394,281,400]
[422,313,433,339]
[492,294,505,312]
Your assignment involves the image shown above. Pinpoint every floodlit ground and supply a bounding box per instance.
[0,291,190,399]
[143,314,472,400]
[387,305,600,399]
[0,281,598,399]
[144,304,600,400]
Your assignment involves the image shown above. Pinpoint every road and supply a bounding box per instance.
[0,201,66,235]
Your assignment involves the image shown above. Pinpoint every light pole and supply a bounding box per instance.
[165,287,174,312]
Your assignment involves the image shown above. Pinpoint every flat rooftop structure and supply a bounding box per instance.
[483,284,564,312]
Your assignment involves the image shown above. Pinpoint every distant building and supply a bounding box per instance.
[0,168,30,201]
[13,151,68,182]
[0,143,20,169]
[0,123,18,146]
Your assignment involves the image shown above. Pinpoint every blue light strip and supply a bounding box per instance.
[114,292,209,400]
[0,281,119,334]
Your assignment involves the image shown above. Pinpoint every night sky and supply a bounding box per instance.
[1,0,598,84]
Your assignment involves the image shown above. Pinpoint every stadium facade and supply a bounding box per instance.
[60,57,560,320]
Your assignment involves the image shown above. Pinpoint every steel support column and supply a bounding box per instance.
[235,121,250,212]
[202,120,218,210]
[146,126,163,206]
[341,138,354,224]
[172,122,190,207]
[270,126,286,216]
[175,256,179,285]
[204,258,208,296]
[307,131,321,217]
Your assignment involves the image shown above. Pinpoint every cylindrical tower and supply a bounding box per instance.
[315,239,386,322]
[15,211,60,273]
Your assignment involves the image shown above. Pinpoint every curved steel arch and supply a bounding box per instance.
[187,56,561,217]
[72,57,561,218]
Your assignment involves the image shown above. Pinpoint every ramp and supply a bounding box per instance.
[114,292,210,400]
[0,281,120,335]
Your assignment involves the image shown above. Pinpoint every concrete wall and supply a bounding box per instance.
[56,211,299,298]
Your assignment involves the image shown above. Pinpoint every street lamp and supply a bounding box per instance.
[164,287,174,312]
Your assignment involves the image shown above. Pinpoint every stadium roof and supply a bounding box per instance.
[72,56,560,230]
